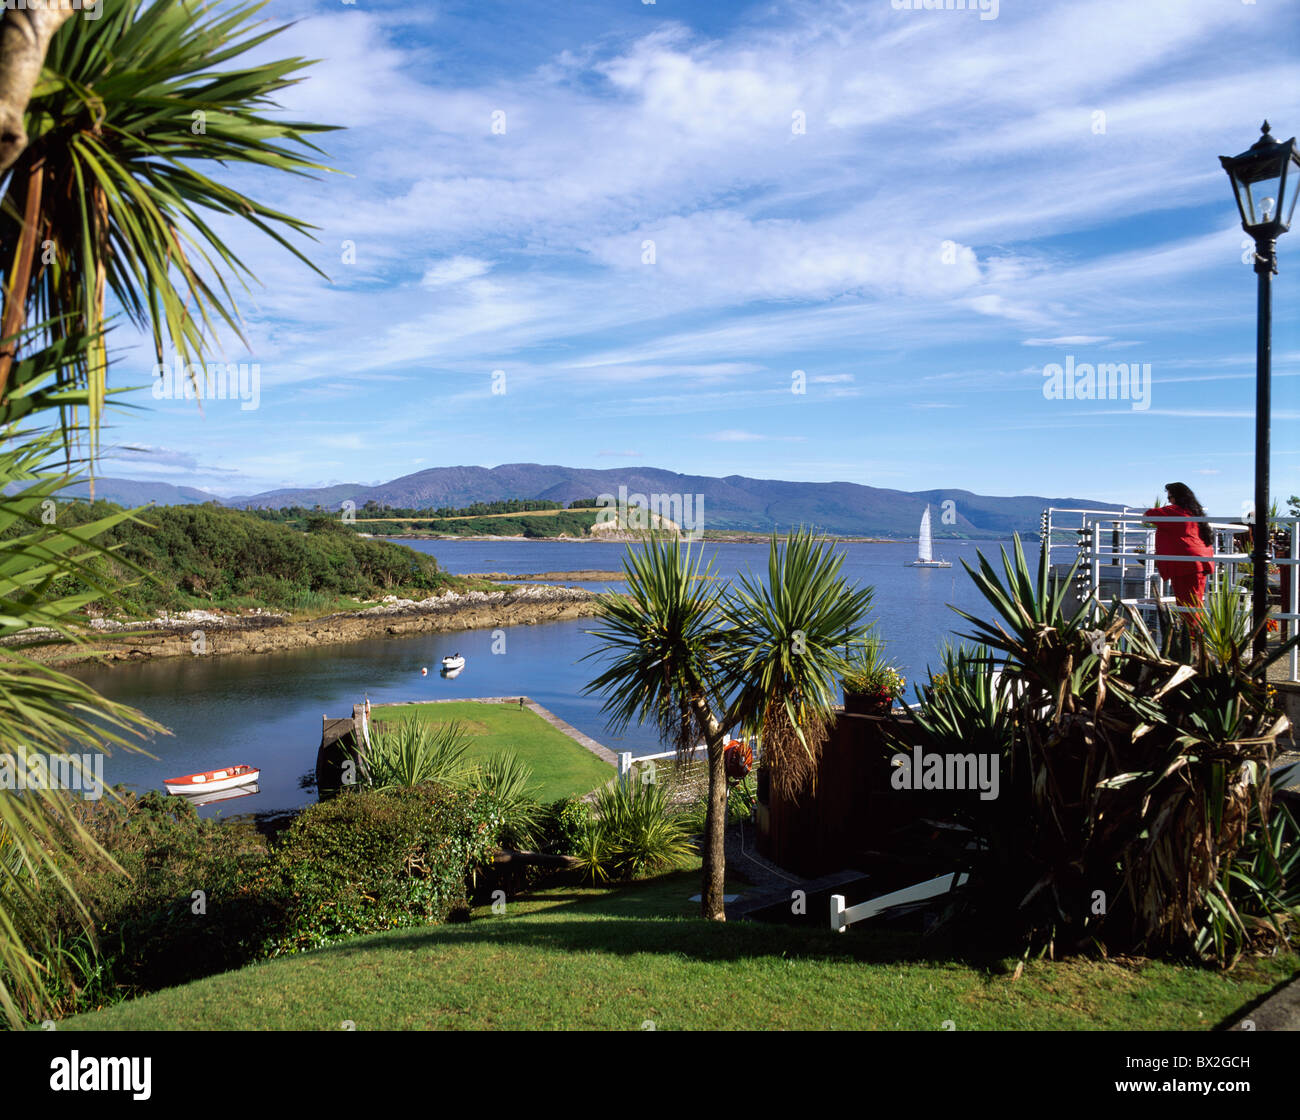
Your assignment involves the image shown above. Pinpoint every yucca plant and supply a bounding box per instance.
[933,534,1297,963]
[361,720,472,791]
[470,752,543,850]
[1197,788,1300,967]
[0,0,336,450]
[570,816,615,886]
[1197,579,1252,665]
[591,779,694,880]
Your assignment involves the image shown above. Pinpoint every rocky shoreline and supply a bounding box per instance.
[17,585,605,668]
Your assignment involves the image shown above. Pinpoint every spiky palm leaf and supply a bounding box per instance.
[0,0,337,448]
[719,528,876,798]
[583,535,726,756]
[361,719,473,791]
[0,381,163,1026]
[471,752,543,850]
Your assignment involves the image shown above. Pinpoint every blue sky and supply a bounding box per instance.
[98,0,1299,513]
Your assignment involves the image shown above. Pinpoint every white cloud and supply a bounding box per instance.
[421,256,492,288]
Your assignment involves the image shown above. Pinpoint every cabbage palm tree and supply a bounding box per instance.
[720,529,877,798]
[0,338,166,1024]
[585,530,878,919]
[0,0,332,1022]
[0,0,335,449]
[584,536,731,918]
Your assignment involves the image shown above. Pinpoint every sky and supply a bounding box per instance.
[95,0,1300,514]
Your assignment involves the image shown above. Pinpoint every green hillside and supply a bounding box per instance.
[23,501,470,618]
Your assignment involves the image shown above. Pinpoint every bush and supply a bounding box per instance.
[470,753,543,850]
[7,783,506,1023]
[267,784,503,954]
[1197,783,1300,966]
[6,789,273,1021]
[576,780,694,883]
[541,796,592,855]
[904,535,1300,964]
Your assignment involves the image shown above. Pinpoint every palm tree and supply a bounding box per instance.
[720,529,877,799]
[0,0,333,1022]
[585,529,878,920]
[584,536,731,918]
[0,0,335,450]
[0,338,166,1024]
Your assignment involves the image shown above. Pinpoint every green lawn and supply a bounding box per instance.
[64,863,1295,1031]
[373,700,613,803]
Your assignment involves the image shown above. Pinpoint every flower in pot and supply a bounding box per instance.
[843,643,906,715]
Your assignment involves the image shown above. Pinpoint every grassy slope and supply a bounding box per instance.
[374,701,614,803]
[65,865,1296,1031]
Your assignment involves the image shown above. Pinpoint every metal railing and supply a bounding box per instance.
[1040,507,1299,682]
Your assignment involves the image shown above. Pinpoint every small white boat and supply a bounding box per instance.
[905,505,951,568]
[164,764,260,796]
[441,653,466,672]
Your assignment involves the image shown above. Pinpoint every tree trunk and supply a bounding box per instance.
[0,9,73,174]
[693,697,727,921]
[701,732,728,920]
[0,153,44,398]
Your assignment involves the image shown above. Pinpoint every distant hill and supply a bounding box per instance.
[58,477,223,506]
[225,464,1124,539]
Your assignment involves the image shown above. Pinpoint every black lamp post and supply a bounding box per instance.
[1220,122,1300,658]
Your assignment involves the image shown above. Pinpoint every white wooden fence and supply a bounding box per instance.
[831,872,968,932]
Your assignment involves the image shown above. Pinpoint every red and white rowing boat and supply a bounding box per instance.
[164,764,259,796]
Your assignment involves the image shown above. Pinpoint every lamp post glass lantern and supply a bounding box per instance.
[1219,121,1300,655]
[1221,121,1300,246]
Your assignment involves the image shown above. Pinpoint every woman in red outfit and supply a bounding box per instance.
[1144,482,1215,610]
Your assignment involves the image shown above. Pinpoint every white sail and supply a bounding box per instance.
[917,505,933,563]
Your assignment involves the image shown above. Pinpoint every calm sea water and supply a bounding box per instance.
[70,537,1010,816]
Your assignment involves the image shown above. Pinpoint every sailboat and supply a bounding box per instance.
[905,505,951,568]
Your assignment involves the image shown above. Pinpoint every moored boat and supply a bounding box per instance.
[441,653,466,671]
[164,764,260,795]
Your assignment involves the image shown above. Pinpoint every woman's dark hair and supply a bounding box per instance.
[1166,482,1213,547]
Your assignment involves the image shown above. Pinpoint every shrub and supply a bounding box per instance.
[909,535,1300,964]
[363,719,472,790]
[266,784,503,954]
[541,796,592,855]
[6,783,506,1021]
[581,780,695,882]
[570,816,616,885]
[470,753,543,849]
[1197,779,1300,966]
[842,638,905,701]
[6,789,273,1021]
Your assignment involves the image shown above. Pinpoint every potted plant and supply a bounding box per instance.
[842,642,906,715]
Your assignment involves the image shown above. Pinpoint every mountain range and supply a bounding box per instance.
[70,465,1125,538]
